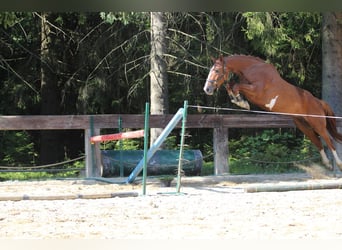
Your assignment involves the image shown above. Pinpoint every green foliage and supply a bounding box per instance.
[99,133,182,151]
[99,137,143,151]
[100,12,148,26]
[0,12,20,28]
[0,131,37,166]
[242,12,322,91]
[114,138,143,150]
[229,129,319,174]
[201,161,214,176]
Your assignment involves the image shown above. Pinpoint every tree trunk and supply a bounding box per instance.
[322,12,342,171]
[150,12,169,146]
[40,13,63,164]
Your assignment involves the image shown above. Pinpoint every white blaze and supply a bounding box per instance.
[205,66,214,83]
[204,66,215,94]
[265,95,279,110]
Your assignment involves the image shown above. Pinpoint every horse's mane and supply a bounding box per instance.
[224,54,278,76]
[229,54,266,63]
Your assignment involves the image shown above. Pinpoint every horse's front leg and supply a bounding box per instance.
[227,82,250,110]
[225,83,238,101]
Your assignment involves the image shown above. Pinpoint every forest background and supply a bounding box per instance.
[0,12,341,176]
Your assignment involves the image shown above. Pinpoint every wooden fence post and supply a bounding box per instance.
[85,129,92,177]
[85,128,102,178]
[213,127,229,175]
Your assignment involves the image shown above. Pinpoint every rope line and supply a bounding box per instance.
[0,156,85,170]
[0,167,84,173]
[239,155,321,165]
[188,104,342,120]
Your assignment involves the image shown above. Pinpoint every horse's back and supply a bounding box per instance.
[240,59,282,83]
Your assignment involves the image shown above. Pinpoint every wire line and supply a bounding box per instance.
[188,105,342,120]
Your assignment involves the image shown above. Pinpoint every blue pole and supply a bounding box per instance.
[176,100,188,193]
[126,108,184,183]
[118,116,123,177]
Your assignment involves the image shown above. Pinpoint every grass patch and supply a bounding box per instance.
[228,158,306,175]
[201,161,214,176]
[0,160,85,181]
[0,170,82,181]
[200,159,306,176]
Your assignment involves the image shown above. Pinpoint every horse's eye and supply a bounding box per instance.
[215,70,219,73]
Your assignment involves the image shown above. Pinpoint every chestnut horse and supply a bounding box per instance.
[203,54,342,170]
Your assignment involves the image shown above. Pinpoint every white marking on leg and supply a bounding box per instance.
[320,149,330,167]
[332,150,342,168]
[265,95,279,110]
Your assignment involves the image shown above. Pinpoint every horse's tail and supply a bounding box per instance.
[321,100,342,143]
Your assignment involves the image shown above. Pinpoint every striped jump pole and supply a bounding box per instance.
[90,129,144,143]
[245,180,342,193]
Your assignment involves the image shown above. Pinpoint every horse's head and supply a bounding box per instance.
[203,56,228,95]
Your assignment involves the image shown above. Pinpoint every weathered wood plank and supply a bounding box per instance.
[0,114,296,130]
[0,115,90,130]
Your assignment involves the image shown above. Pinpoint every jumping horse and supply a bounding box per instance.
[203,54,342,170]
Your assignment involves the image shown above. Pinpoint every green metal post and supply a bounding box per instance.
[176,100,188,193]
[142,102,150,195]
[118,116,123,177]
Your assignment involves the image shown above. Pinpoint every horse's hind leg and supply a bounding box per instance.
[302,112,342,171]
[331,150,342,170]
[313,123,342,171]
[293,117,333,170]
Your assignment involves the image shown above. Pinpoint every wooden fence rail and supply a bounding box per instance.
[0,114,303,177]
[0,114,296,130]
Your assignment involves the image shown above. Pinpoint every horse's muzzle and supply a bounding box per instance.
[203,82,215,95]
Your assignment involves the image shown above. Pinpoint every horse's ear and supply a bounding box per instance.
[210,56,216,63]
[219,54,223,62]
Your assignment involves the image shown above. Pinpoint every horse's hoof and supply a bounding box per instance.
[243,102,250,110]
[232,100,250,110]
[337,163,342,172]
[324,163,333,171]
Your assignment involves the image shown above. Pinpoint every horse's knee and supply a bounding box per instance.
[231,83,239,93]
[232,87,237,92]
